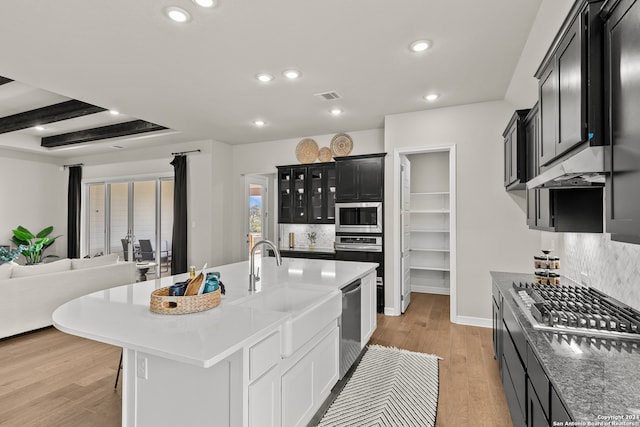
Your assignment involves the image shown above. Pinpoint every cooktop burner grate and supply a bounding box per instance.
[510,282,640,340]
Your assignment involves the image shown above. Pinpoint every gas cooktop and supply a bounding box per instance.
[510,282,640,341]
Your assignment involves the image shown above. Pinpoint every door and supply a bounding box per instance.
[400,155,411,313]
[245,175,269,259]
[539,63,558,167]
[556,15,583,156]
[605,0,640,243]
[86,177,172,278]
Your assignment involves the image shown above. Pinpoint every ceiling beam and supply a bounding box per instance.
[0,77,13,86]
[0,100,106,134]
[41,120,168,148]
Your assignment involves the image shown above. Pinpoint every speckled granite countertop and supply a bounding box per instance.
[491,271,640,423]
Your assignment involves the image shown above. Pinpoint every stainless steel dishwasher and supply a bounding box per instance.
[339,279,362,379]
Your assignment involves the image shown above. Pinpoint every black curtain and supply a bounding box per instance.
[171,155,188,274]
[67,166,82,258]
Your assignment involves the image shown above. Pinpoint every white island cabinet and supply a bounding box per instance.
[53,258,377,427]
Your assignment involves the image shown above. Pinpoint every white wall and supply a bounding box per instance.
[0,149,67,260]
[228,129,384,262]
[504,0,574,108]
[385,101,541,319]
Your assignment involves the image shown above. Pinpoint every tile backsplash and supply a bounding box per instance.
[278,224,335,250]
[563,233,640,311]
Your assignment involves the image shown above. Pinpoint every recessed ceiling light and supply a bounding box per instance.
[109,109,120,116]
[283,69,301,79]
[256,73,274,83]
[410,40,431,53]
[165,7,191,23]
[330,108,343,116]
[424,93,440,101]
[254,119,266,127]
[34,125,45,131]
[192,0,217,7]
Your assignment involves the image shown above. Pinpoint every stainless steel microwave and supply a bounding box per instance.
[335,202,383,234]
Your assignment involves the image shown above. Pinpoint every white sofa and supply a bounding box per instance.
[0,254,137,339]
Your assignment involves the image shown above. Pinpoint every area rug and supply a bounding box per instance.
[317,345,441,427]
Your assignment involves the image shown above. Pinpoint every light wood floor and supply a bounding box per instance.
[0,327,121,426]
[0,292,511,426]
[369,292,513,427]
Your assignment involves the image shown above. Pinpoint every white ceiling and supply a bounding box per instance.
[0,0,542,156]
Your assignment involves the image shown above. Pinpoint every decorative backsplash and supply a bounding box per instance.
[563,233,640,311]
[278,224,335,250]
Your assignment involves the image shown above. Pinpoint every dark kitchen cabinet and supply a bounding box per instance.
[307,164,336,224]
[493,282,575,427]
[278,165,309,223]
[550,387,572,424]
[503,109,530,190]
[602,0,640,244]
[523,101,603,233]
[335,153,385,202]
[529,187,603,232]
[277,163,336,224]
[535,0,604,168]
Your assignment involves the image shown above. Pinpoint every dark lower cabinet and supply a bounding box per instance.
[603,0,640,244]
[528,380,548,427]
[550,387,572,424]
[502,326,527,426]
[493,284,574,427]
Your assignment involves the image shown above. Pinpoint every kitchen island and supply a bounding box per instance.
[53,258,378,427]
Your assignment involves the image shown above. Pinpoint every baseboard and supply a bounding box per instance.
[455,316,492,328]
[411,285,450,295]
[384,307,400,316]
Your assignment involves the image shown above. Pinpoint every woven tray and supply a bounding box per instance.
[150,286,221,315]
[330,133,353,157]
[296,138,319,164]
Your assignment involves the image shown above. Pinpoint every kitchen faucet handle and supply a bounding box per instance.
[256,267,260,282]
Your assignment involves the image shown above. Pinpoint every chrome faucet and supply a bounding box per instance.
[249,240,282,292]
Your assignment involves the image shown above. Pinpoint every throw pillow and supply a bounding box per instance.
[10,258,72,278]
[0,262,13,279]
[71,253,120,270]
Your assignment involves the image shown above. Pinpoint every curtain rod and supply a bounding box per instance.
[171,149,201,156]
[63,163,84,168]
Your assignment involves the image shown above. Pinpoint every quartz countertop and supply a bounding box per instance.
[278,246,335,254]
[491,271,640,422]
[53,258,377,368]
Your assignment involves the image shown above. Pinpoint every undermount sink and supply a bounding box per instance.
[234,286,341,357]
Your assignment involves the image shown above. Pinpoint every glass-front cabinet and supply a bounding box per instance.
[308,164,336,224]
[277,163,336,224]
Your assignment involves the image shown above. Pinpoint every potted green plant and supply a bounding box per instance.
[11,226,61,265]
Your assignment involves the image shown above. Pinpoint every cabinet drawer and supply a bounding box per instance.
[551,386,572,423]
[503,303,527,365]
[527,344,549,418]
[502,326,526,419]
[528,379,548,427]
[502,355,526,427]
[250,331,281,382]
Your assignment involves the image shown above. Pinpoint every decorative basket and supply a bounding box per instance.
[330,133,353,157]
[150,286,221,315]
[318,146,332,162]
[296,138,319,164]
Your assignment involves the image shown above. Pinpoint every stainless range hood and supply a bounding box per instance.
[526,146,606,189]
